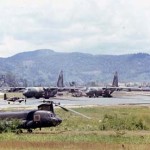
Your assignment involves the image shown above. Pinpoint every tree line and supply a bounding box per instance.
[0,72,28,87]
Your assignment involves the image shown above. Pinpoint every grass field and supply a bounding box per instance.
[0,106,150,149]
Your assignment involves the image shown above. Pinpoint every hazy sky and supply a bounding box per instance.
[0,0,150,57]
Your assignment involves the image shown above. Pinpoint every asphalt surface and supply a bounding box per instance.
[0,93,150,110]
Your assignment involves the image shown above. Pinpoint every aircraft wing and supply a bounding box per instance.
[102,86,145,91]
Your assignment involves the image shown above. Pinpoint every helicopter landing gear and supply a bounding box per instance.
[16,129,23,134]
[27,129,33,133]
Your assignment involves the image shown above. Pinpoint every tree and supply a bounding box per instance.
[5,72,18,87]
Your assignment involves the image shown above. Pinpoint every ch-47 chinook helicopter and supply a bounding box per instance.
[0,101,90,133]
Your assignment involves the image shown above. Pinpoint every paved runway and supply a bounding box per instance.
[0,94,150,110]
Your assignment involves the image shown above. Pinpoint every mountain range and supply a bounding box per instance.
[0,49,150,86]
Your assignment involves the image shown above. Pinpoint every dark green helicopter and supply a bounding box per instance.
[0,101,90,133]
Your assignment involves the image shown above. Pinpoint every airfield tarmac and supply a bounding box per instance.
[0,91,150,110]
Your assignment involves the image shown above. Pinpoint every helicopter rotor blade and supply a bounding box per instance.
[38,100,91,119]
[58,105,69,112]
[57,104,91,119]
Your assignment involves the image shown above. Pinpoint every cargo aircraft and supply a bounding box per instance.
[23,71,117,99]
[83,72,119,98]
[23,70,143,99]
[23,70,75,99]
[84,72,144,98]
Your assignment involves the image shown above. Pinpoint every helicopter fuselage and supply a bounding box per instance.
[0,110,62,130]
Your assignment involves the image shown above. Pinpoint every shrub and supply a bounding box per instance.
[99,114,148,131]
[0,119,22,133]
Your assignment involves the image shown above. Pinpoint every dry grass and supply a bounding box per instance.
[5,92,24,98]
[0,104,150,149]
[0,92,24,99]
[0,141,150,150]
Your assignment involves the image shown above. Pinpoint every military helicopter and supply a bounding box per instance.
[0,101,90,133]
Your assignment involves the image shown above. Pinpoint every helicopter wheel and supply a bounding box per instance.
[27,129,33,133]
[16,129,23,134]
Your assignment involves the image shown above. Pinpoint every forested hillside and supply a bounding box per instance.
[0,49,149,86]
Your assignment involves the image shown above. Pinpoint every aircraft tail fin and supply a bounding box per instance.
[57,70,64,87]
[112,71,118,87]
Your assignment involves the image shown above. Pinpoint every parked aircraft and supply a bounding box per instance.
[23,70,80,99]
[23,87,58,99]
[23,71,64,99]
[23,70,144,99]
[84,71,150,98]
[0,101,90,133]
[85,72,119,98]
